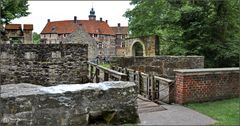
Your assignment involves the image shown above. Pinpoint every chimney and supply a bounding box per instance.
[47,19,50,23]
[74,16,77,23]
[100,17,102,22]
[105,20,108,23]
[118,23,121,27]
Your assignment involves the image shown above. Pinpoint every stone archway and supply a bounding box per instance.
[121,35,159,57]
[132,42,143,56]
[131,41,146,56]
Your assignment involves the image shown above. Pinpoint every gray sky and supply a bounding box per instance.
[12,1,133,33]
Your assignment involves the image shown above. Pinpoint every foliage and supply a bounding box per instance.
[186,98,240,125]
[0,0,30,24]
[33,32,40,44]
[124,0,240,67]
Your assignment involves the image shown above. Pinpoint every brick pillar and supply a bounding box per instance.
[175,73,185,104]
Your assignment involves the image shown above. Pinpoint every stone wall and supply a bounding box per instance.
[62,26,98,61]
[174,68,239,104]
[0,44,88,86]
[124,35,159,57]
[0,81,139,125]
[111,56,204,78]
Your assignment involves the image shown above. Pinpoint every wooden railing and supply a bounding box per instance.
[111,66,175,103]
[87,62,174,103]
[87,61,128,83]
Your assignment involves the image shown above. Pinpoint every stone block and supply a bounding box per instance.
[0,81,139,125]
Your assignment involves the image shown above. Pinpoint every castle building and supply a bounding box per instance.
[111,23,128,56]
[2,24,33,44]
[40,8,128,57]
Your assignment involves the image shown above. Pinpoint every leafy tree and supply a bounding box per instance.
[124,0,240,67]
[33,32,40,44]
[0,0,30,24]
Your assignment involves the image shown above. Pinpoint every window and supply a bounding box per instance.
[51,26,56,32]
[98,42,102,48]
[121,42,125,48]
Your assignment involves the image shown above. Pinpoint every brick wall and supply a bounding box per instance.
[174,68,239,104]
[0,44,89,86]
[111,56,204,79]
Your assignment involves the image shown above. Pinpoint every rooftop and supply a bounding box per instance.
[5,24,22,30]
[41,20,115,35]
[111,26,128,35]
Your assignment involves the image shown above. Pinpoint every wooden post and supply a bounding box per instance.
[147,74,150,99]
[169,81,175,103]
[156,79,160,99]
[124,68,130,81]
[95,67,100,83]
[138,72,143,95]
[90,65,93,80]
[104,72,109,81]
[120,75,128,81]
[151,75,156,101]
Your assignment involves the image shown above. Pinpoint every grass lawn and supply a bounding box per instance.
[99,63,111,68]
[186,98,240,125]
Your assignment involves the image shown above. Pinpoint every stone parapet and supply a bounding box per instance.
[0,81,139,125]
[111,56,204,79]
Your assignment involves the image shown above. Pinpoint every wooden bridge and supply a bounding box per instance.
[87,62,218,125]
[87,61,175,104]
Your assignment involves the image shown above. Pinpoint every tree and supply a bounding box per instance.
[124,0,240,67]
[0,0,30,24]
[33,32,40,44]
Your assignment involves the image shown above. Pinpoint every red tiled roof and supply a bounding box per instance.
[41,20,114,35]
[80,20,114,35]
[23,24,33,30]
[41,20,78,34]
[5,24,22,30]
[111,26,128,35]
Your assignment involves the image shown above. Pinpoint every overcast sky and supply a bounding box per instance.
[12,1,133,33]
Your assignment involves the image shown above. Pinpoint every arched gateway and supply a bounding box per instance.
[131,41,145,56]
[122,35,160,57]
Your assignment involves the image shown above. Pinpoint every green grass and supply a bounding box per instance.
[186,98,240,125]
[99,63,111,68]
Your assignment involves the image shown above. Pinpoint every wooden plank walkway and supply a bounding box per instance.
[137,95,166,113]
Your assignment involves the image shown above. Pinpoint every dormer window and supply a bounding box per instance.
[51,26,56,32]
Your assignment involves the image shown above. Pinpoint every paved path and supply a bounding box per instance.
[137,96,166,113]
[137,97,216,125]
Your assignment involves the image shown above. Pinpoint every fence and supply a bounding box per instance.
[87,62,174,103]
[87,61,128,83]
[111,66,175,103]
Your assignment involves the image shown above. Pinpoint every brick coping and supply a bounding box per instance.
[111,56,204,58]
[174,67,239,73]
